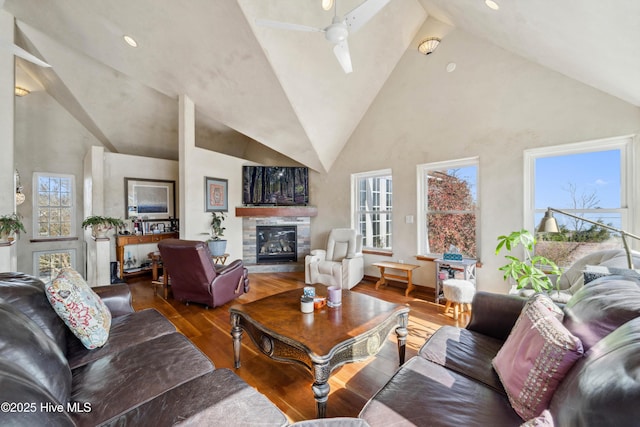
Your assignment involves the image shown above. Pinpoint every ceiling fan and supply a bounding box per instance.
[1,40,51,67]
[256,0,391,74]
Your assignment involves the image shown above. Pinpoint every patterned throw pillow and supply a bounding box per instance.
[45,267,111,349]
[493,294,584,420]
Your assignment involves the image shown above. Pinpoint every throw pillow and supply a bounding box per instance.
[583,264,640,285]
[520,410,554,426]
[45,267,111,349]
[493,294,584,420]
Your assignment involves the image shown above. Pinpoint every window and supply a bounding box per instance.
[418,158,479,258]
[33,173,76,238]
[33,249,76,282]
[524,136,633,267]
[352,169,392,251]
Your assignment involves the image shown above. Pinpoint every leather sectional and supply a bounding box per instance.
[0,272,287,426]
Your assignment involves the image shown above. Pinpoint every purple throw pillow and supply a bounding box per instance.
[493,294,584,420]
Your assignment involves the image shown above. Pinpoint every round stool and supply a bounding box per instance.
[442,279,475,320]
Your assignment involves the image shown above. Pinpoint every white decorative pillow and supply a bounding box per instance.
[45,267,111,349]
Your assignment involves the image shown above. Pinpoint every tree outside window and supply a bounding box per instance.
[420,160,478,258]
[531,146,627,267]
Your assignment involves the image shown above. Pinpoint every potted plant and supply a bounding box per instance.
[82,215,124,238]
[206,212,227,256]
[495,229,562,293]
[0,213,26,242]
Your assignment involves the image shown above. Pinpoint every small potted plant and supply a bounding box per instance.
[82,215,124,238]
[206,212,227,256]
[0,213,26,242]
[495,229,562,293]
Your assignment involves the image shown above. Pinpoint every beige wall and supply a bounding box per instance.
[310,19,640,294]
[14,92,104,276]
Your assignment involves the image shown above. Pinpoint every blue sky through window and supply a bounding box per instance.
[535,150,620,209]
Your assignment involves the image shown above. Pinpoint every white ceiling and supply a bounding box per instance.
[5,0,639,172]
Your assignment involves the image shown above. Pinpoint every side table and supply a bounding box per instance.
[434,258,477,304]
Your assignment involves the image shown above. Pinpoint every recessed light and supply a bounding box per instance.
[123,35,138,47]
[485,0,499,10]
[446,62,457,73]
[321,0,334,11]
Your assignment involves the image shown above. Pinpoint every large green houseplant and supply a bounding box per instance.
[495,229,562,293]
[206,212,227,256]
[82,215,124,238]
[0,213,26,242]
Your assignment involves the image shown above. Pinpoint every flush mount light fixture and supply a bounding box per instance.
[485,0,500,10]
[123,35,138,47]
[321,0,334,11]
[418,37,441,55]
[14,86,30,97]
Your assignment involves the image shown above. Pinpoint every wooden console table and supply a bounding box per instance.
[116,232,178,280]
[372,261,421,297]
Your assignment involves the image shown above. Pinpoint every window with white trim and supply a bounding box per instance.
[33,249,76,282]
[524,136,633,267]
[418,158,479,258]
[33,173,76,238]
[351,169,392,251]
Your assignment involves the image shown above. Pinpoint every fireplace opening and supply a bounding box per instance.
[256,225,297,263]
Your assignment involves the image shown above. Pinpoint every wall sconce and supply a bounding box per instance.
[14,86,30,97]
[15,169,25,206]
[418,37,441,55]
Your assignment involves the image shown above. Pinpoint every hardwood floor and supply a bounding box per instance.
[128,272,467,423]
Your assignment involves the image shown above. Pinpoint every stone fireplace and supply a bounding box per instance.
[256,225,297,263]
[237,206,316,273]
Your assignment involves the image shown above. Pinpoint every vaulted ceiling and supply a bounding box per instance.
[5,0,639,173]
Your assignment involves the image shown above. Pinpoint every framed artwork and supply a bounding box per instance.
[205,177,228,212]
[125,178,175,219]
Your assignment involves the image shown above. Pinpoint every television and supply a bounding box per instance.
[242,166,309,206]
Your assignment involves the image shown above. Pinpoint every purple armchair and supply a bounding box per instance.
[158,239,249,308]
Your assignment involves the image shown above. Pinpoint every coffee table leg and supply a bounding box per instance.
[230,313,243,369]
[312,380,330,418]
[396,312,408,365]
[312,362,331,418]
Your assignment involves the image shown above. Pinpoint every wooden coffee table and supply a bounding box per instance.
[230,288,409,418]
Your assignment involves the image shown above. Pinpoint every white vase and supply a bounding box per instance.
[208,239,227,257]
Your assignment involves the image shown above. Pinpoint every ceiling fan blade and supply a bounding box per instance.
[333,40,352,74]
[255,19,324,33]
[344,0,391,34]
[8,42,52,68]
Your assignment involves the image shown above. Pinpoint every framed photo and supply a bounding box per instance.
[205,177,228,212]
[125,178,175,219]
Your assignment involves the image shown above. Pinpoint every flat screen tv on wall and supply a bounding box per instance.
[242,166,309,206]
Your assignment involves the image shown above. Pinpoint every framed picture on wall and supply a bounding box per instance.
[125,178,175,219]
[205,177,228,212]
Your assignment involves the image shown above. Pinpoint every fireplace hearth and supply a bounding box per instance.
[256,225,297,263]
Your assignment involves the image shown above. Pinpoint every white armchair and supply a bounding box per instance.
[305,228,364,290]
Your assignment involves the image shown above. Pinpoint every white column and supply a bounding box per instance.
[84,146,108,283]
[178,94,195,239]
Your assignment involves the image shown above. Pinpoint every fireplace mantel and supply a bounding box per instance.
[235,206,317,217]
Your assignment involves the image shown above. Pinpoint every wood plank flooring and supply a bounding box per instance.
[127,272,467,423]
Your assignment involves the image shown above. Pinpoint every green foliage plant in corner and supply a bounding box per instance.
[495,229,562,293]
[0,213,26,241]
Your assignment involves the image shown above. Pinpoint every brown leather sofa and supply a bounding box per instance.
[158,238,249,308]
[0,272,287,426]
[359,273,640,426]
